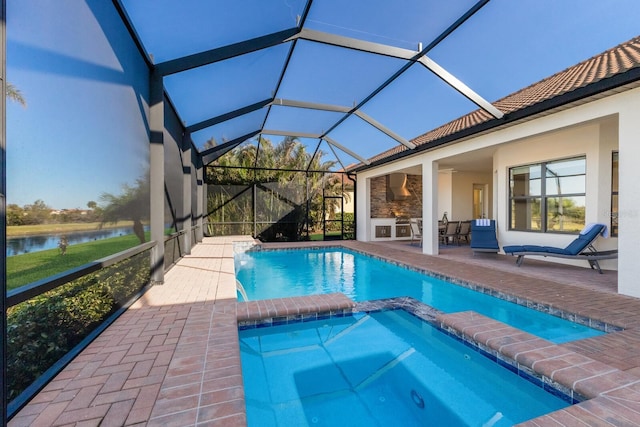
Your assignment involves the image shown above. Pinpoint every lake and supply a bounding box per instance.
[7,227,135,256]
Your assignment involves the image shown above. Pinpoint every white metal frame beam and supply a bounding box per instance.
[260,129,370,166]
[271,98,415,149]
[271,98,351,113]
[323,136,370,165]
[353,110,415,149]
[290,28,503,120]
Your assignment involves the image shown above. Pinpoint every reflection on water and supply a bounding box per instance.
[7,227,134,256]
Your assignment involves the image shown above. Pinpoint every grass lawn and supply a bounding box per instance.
[309,232,343,241]
[7,221,135,237]
[7,234,145,291]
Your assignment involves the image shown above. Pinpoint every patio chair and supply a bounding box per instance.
[457,221,471,244]
[470,219,499,254]
[409,219,422,247]
[502,223,617,273]
[440,221,460,245]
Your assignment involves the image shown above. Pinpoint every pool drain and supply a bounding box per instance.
[410,389,425,409]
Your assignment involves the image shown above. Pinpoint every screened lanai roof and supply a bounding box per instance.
[117,0,640,172]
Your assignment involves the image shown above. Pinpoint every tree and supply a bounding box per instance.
[205,136,343,240]
[99,177,149,243]
[22,199,51,225]
[7,82,27,107]
[202,137,217,150]
[6,204,25,226]
[83,200,101,222]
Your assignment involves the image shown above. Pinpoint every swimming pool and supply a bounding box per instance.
[234,248,604,343]
[240,309,569,426]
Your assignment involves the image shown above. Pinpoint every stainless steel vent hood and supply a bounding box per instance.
[386,173,411,201]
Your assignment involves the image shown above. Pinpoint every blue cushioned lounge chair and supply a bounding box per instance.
[503,223,617,273]
[470,219,499,254]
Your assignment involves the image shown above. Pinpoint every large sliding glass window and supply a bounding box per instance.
[510,164,542,231]
[509,157,586,233]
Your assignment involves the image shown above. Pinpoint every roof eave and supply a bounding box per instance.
[352,65,640,173]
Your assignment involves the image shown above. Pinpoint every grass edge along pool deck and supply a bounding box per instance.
[9,236,640,426]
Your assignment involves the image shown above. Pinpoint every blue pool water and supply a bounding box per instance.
[240,310,569,426]
[235,248,604,343]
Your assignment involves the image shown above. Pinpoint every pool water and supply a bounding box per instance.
[235,248,604,343]
[240,310,569,427]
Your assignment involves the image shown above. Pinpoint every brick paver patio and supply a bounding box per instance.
[8,236,640,426]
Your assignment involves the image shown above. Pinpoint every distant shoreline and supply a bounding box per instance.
[7,221,135,238]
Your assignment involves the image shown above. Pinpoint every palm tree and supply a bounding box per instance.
[205,136,344,240]
[7,82,27,107]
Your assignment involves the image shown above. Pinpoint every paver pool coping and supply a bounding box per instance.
[251,244,624,334]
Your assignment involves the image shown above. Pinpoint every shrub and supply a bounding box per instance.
[6,250,151,402]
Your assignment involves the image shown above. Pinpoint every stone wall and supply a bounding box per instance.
[370,174,422,218]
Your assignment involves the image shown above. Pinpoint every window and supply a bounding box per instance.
[611,152,618,237]
[509,157,586,232]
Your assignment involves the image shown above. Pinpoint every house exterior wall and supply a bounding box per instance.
[342,191,355,214]
[451,171,493,221]
[495,123,604,244]
[437,171,452,220]
[357,86,640,297]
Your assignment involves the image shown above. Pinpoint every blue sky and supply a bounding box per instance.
[7,0,640,209]
[7,1,149,210]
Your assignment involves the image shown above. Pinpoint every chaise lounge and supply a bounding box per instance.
[502,223,617,273]
[470,219,499,254]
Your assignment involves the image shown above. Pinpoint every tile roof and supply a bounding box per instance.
[363,35,640,167]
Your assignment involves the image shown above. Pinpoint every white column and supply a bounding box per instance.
[356,176,370,241]
[422,160,439,255]
[618,102,640,297]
